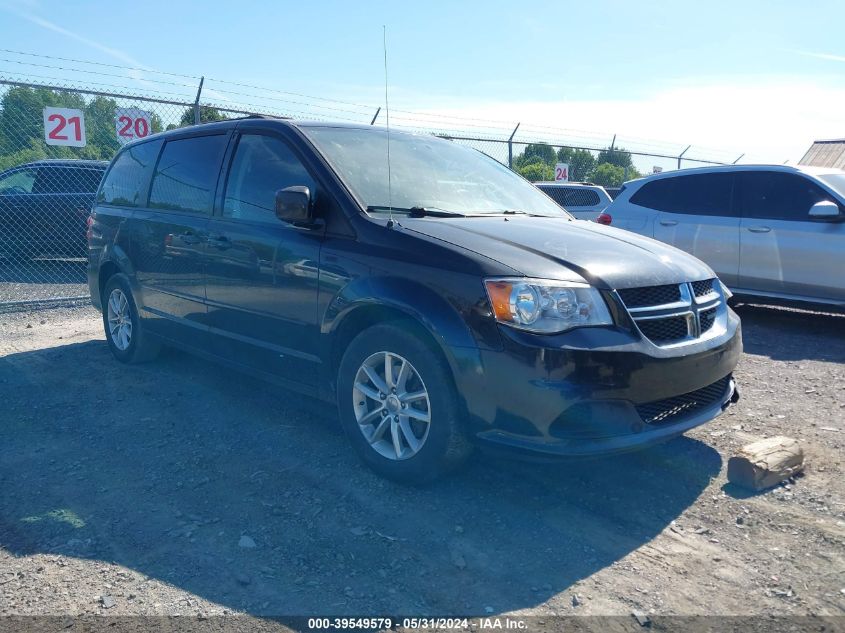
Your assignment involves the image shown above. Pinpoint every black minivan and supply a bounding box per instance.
[88,117,742,483]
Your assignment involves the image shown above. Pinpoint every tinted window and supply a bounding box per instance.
[100,140,162,207]
[223,134,316,223]
[630,177,678,211]
[738,171,837,220]
[74,168,105,193]
[32,166,102,194]
[631,173,733,215]
[149,135,227,214]
[0,168,38,195]
[539,186,601,208]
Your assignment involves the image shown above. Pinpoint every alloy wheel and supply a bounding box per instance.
[106,288,133,351]
[352,351,431,460]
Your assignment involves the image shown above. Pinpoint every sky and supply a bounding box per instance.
[0,0,844,169]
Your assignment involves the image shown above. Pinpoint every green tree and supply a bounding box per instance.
[520,142,556,166]
[517,161,554,182]
[556,147,596,182]
[178,105,227,127]
[597,146,636,170]
[84,96,122,160]
[590,163,627,187]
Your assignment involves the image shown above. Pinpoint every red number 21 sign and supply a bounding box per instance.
[43,107,87,148]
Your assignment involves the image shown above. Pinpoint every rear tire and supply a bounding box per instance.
[102,273,160,364]
[337,321,472,484]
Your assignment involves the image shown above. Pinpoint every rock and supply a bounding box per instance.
[571,594,581,607]
[349,527,368,537]
[451,551,467,570]
[727,436,805,491]
[235,573,251,586]
[484,606,494,614]
[238,535,257,549]
[100,595,116,609]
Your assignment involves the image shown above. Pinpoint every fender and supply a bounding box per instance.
[95,242,141,305]
[319,276,491,423]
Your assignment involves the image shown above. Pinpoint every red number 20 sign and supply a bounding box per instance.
[115,108,153,145]
[43,107,87,147]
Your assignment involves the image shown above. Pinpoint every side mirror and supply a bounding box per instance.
[808,200,841,220]
[275,186,313,224]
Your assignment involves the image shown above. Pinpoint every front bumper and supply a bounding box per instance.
[460,310,743,457]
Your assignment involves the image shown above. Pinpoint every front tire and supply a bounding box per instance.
[102,273,160,364]
[337,321,472,484]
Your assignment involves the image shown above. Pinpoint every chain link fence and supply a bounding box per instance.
[0,75,732,310]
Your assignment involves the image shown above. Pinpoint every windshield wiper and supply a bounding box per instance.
[497,209,563,218]
[366,205,467,218]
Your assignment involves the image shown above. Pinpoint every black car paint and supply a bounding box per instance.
[89,119,741,456]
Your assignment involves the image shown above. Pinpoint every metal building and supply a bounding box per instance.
[799,138,845,169]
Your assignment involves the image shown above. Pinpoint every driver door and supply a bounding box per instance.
[204,131,325,387]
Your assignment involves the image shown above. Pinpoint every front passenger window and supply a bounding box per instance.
[739,172,834,220]
[223,134,316,223]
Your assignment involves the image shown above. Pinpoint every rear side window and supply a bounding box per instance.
[99,141,162,207]
[0,167,38,194]
[74,168,105,193]
[540,186,601,208]
[223,133,316,223]
[149,135,228,214]
[737,171,837,220]
[32,167,102,194]
[631,173,733,216]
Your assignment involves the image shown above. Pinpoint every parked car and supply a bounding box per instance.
[534,181,612,220]
[0,159,107,260]
[88,119,741,483]
[602,165,845,310]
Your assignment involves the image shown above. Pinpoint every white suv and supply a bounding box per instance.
[602,165,845,309]
[534,182,613,221]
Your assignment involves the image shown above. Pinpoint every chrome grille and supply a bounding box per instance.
[617,278,724,346]
[700,307,717,333]
[691,279,716,298]
[617,284,681,308]
[637,315,690,342]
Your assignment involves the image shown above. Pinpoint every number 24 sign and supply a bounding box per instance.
[43,107,87,147]
[115,108,153,144]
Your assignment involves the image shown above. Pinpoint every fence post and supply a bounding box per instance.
[507,122,520,169]
[193,76,205,126]
[370,107,381,125]
[677,145,691,170]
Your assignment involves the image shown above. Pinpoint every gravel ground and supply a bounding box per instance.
[0,302,843,624]
[0,259,88,304]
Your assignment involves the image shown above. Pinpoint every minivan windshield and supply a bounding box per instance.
[302,126,569,218]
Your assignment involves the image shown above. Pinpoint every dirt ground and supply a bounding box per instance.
[0,302,843,624]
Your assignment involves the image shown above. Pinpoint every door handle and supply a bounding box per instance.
[179,231,202,245]
[207,235,231,250]
[746,226,771,233]
[659,219,678,226]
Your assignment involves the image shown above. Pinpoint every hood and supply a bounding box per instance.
[399,216,715,290]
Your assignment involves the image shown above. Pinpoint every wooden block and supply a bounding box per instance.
[727,436,804,491]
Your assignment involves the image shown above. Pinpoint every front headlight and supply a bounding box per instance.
[484,278,613,333]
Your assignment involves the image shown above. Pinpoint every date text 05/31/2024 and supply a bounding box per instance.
[306,617,528,630]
